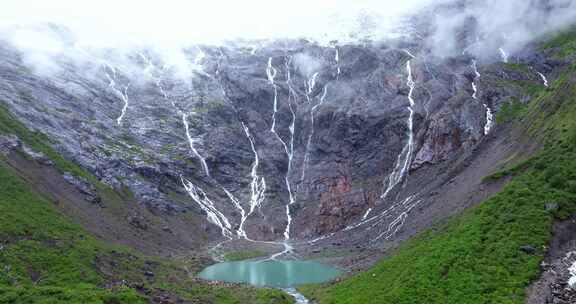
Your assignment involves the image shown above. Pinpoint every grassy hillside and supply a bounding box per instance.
[300,50,576,304]
[0,105,292,303]
[0,160,146,303]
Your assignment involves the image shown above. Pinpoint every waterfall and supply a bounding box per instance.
[241,122,267,230]
[499,48,509,63]
[181,177,234,239]
[104,65,130,126]
[182,113,211,177]
[334,46,341,79]
[537,71,549,87]
[471,60,480,100]
[381,53,416,201]
[300,84,328,190]
[470,60,493,135]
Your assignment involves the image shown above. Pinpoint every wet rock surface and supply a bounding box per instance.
[0,26,558,246]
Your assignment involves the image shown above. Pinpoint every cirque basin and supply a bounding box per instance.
[198,260,342,287]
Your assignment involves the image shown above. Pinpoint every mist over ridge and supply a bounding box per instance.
[0,0,574,81]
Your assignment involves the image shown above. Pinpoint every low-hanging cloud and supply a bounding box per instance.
[426,0,576,60]
[0,0,575,78]
[1,0,441,47]
[0,0,443,79]
[293,53,325,77]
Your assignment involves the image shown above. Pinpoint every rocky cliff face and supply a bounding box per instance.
[0,19,560,247]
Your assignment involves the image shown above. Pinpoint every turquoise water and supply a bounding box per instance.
[198,260,341,287]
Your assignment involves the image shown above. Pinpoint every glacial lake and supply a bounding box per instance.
[198,260,342,287]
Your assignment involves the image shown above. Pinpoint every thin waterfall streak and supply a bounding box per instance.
[267,57,279,132]
[381,59,415,200]
[305,72,319,102]
[537,71,549,87]
[374,198,421,241]
[483,104,494,135]
[104,62,117,77]
[471,60,493,135]
[314,204,393,243]
[307,232,336,245]
[301,84,328,185]
[223,188,248,239]
[336,195,420,244]
[181,177,233,239]
[471,60,480,100]
[403,49,416,59]
[182,113,210,177]
[103,62,130,126]
[241,122,267,219]
[499,48,509,63]
[115,85,130,126]
[267,242,294,260]
[285,55,297,99]
[362,208,373,220]
[307,72,319,94]
[334,47,341,80]
[359,196,414,233]
[271,85,279,131]
[105,72,115,88]
[282,81,297,241]
[266,57,277,83]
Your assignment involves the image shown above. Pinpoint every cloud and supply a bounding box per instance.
[293,53,325,77]
[0,0,442,47]
[0,0,445,79]
[0,0,574,78]
[426,0,576,60]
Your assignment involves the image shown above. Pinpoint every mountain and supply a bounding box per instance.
[1,1,576,304]
[301,26,576,304]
